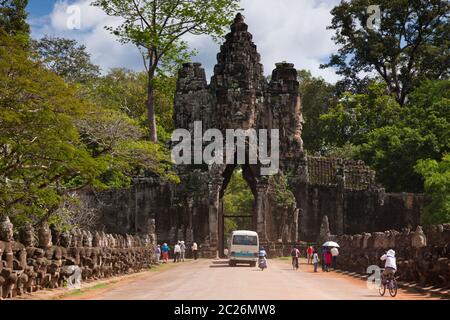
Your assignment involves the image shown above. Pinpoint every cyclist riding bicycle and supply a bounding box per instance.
[291,246,300,269]
[380,249,397,284]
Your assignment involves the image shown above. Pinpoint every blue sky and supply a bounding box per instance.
[28,0,56,17]
[26,0,341,82]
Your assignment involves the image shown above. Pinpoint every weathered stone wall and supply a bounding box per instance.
[87,174,212,255]
[0,216,156,299]
[297,186,427,242]
[293,157,428,242]
[326,224,450,288]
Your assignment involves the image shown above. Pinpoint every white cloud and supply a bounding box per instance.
[238,0,341,82]
[29,0,341,82]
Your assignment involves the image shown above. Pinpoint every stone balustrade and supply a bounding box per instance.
[323,224,450,288]
[0,216,156,299]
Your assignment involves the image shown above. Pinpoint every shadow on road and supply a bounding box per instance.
[211,260,229,265]
[209,261,256,268]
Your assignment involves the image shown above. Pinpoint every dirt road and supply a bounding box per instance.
[69,259,439,300]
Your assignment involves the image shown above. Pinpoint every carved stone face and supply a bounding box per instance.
[19,222,36,247]
[147,219,156,234]
[93,232,100,247]
[82,231,93,247]
[59,231,72,248]
[70,229,81,247]
[0,215,14,242]
[38,223,52,248]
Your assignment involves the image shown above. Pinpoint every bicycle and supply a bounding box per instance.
[379,269,398,297]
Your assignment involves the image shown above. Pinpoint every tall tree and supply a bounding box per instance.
[33,36,100,84]
[93,0,241,143]
[0,0,29,35]
[88,68,176,142]
[322,0,450,105]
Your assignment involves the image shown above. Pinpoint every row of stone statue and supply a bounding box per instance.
[0,215,156,299]
[326,224,450,289]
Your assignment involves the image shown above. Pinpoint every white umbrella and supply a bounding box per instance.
[322,241,340,248]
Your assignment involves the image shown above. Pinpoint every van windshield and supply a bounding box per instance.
[232,235,257,246]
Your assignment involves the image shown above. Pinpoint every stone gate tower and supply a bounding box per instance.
[173,13,307,257]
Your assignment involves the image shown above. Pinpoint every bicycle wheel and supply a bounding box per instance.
[379,283,386,296]
[389,280,398,297]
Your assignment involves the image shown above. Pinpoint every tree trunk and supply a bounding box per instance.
[147,68,158,143]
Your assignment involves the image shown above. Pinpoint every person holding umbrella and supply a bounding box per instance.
[330,246,339,269]
[322,241,340,272]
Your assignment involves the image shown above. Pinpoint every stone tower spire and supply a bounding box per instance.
[210,13,266,131]
[266,62,304,164]
[174,62,212,132]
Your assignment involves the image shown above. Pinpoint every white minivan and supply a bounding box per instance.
[228,230,259,267]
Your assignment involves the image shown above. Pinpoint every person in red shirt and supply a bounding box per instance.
[307,246,314,264]
[324,249,332,272]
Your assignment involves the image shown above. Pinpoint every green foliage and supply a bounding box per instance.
[359,126,436,192]
[85,68,176,143]
[0,31,178,227]
[268,173,296,211]
[298,70,337,153]
[415,155,450,224]
[0,0,29,36]
[320,82,402,147]
[323,0,450,105]
[0,31,102,223]
[88,68,147,120]
[153,74,176,142]
[322,143,360,160]
[319,79,449,192]
[33,36,100,83]
[223,169,253,235]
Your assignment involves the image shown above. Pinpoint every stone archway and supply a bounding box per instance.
[217,164,260,258]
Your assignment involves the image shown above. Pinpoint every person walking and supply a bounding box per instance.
[180,241,186,262]
[324,249,332,272]
[330,246,339,269]
[291,245,300,270]
[174,242,181,263]
[161,243,170,263]
[192,242,198,260]
[155,244,161,264]
[321,247,326,271]
[307,246,314,264]
[312,251,319,272]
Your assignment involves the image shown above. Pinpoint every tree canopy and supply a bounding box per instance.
[0,0,29,36]
[0,31,177,228]
[322,0,450,105]
[33,36,101,84]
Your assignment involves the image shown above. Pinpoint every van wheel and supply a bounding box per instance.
[229,261,236,267]
[250,262,256,267]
